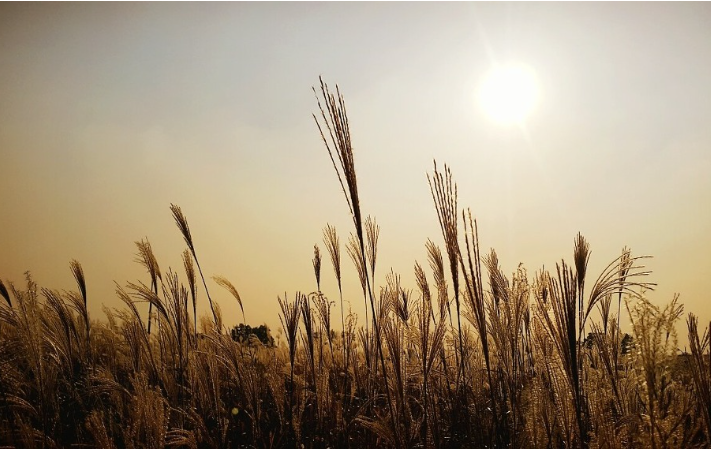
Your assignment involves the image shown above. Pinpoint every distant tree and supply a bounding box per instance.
[582,331,634,354]
[230,323,275,347]
[583,332,603,350]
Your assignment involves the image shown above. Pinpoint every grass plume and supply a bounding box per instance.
[170,203,219,328]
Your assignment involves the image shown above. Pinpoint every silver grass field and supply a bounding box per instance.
[0,80,708,449]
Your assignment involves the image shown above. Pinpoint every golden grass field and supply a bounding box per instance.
[0,80,709,448]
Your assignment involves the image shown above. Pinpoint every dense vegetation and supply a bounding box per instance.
[0,79,709,448]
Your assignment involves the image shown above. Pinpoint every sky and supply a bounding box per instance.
[1,2,710,347]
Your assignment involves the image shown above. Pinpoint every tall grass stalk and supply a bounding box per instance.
[688,314,711,445]
[182,249,197,343]
[460,209,498,442]
[313,77,398,444]
[323,224,347,367]
[427,162,465,389]
[170,204,219,329]
[135,239,162,335]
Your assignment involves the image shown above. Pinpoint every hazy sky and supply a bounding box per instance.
[1,2,710,345]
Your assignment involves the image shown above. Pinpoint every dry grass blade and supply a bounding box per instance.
[0,279,11,308]
[170,203,218,328]
[213,275,244,324]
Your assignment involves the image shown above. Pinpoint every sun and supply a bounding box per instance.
[478,63,539,125]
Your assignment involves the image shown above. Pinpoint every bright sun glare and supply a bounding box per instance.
[478,63,539,125]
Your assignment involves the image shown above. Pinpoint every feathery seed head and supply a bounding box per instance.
[347,233,367,297]
[182,250,196,299]
[70,259,87,307]
[313,77,362,232]
[213,275,244,322]
[323,224,342,291]
[135,239,162,287]
[170,204,194,252]
[313,244,322,291]
[573,232,590,291]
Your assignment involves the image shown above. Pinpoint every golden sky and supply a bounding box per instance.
[1,2,710,347]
